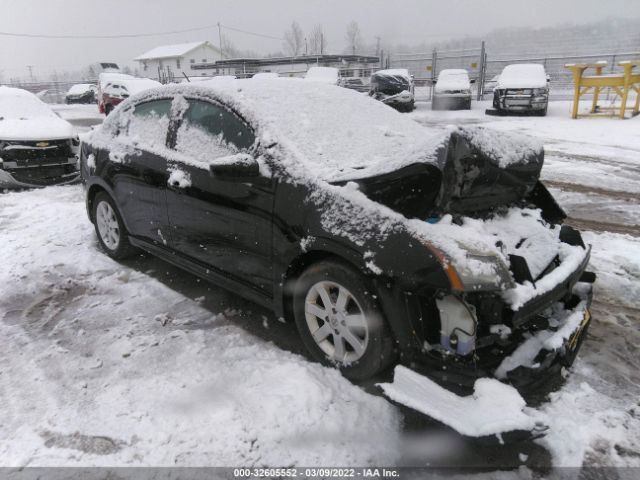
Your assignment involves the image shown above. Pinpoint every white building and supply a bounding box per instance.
[134,41,222,82]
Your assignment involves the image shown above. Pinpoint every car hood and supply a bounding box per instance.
[0,115,75,141]
[341,126,545,218]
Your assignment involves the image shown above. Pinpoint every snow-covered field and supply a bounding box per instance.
[0,101,639,470]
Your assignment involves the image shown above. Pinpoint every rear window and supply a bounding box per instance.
[125,98,172,150]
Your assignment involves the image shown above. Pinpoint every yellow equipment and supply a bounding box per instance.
[565,60,640,119]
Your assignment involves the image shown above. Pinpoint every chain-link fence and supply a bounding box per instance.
[388,45,640,102]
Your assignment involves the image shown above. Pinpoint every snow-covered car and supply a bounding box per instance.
[65,83,97,104]
[432,69,472,110]
[81,79,594,395]
[339,77,368,92]
[369,69,415,112]
[0,86,79,188]
[100,77,162,116]
[483,74,500,94]
[252,72,279,80]
[304,66,339,85]
[493,64,549,115]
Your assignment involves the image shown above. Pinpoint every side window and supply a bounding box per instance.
[174,99,256,164]
[126,98,172,151]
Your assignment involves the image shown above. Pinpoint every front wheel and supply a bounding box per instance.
[92,192,137,259]
[293,260,395,380]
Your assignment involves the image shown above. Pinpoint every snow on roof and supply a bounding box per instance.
[435,69,470,93]
[117,78,162,95]
[304,67,339,84]
[373,68,411,79]
[497,64,547,89]
[135,41,215,61]
[0,86,75,140]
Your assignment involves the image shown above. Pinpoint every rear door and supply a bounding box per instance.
[109,98,173,247]
[165,97,275,294]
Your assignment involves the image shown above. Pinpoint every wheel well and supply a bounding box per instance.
[281,250,364,322]
[86,185,107,223]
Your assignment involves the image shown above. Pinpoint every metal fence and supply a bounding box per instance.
[5,45,639,104]
[388,45,640,102]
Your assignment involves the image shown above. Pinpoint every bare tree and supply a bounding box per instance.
[283,21,304,56]
[220,33,241,59]
[308,24,326,55]
[345,21,362,55]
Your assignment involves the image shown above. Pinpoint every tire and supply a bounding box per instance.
[293,260,395,380]
[92,192,137,259]
[104,104,113,116]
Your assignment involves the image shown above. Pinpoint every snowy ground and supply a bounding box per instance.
[0,101,639,471]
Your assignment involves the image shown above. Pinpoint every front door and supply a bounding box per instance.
[111,98,173,247]
[165,98,275,294]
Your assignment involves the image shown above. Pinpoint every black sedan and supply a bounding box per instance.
[80,79,593,393]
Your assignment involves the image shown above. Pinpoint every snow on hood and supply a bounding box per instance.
[373,69,411,80]
[67,84,94,95]
[497,64,547,89]
[0,86,75,141]
[435,69,471,93]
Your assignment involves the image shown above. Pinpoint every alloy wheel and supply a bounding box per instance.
[304,281,369,364]
[96,200,120,251]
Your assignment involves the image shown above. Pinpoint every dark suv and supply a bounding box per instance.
[81,79,593,393]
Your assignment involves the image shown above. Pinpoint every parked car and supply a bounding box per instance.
[65,84,97,104]
[81,79,593,394]
[99,77,161,115]
[339,77,368,92]
[432,69,472,110]
[304,66,339,85]
[483,74,500,94]
[252,72,280,80]
[0,86,79,188]
[493,64,549,115]
[369,69,415,112]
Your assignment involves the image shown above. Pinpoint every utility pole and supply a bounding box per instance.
[217,22,223,60]
[26,65,34,82]
[305,37,308,56]
[320,32,324,55]
[375,36,381,57]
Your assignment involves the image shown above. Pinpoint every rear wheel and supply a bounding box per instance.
[104,103,113,116]
[293,260,395,380]
[92,192,137,259]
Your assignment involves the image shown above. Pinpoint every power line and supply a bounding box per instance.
[0,23,283,41]
[219,24,283,41]
[0,24,219,39]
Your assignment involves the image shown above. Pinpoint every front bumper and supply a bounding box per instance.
[495,92,548,112]
[432,94,472,110]
[0,159,80,189]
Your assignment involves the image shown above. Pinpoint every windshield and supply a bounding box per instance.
[371,73,410,95]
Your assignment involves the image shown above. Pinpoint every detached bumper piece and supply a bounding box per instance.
[379,365,540,438]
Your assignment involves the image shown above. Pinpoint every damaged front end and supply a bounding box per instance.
[359,127,595,396]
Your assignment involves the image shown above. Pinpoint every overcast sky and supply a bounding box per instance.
[1,0,639,79]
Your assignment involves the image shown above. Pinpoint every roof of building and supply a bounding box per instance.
[135,41,219,61]
[194,54,380,70]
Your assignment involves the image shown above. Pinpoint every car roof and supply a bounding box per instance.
[101,78,446,182]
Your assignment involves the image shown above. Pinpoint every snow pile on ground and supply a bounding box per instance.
[0,186,402,466]
[380,366,537,437]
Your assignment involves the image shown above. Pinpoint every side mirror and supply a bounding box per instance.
[210,153,260,178]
